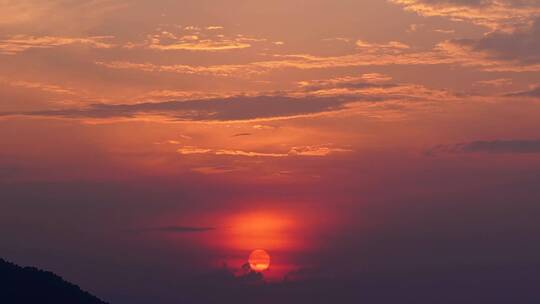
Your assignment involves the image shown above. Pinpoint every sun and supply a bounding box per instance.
[248,249,270,272]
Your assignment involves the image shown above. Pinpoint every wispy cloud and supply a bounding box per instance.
[297,74,395,92]
[289,145,353,156]
[475,78,513,87]
[0,35,114,55]
[2,79,78,95]
[96,35,540,77]
[356,40,410,51]
[132,26,269,52]
[429,139,540,155]
[390,0,540,30]
[177,144,352,158]
[178,147,288,158]
[191,166,246,175]
[505,85,540,98]
[145,226,216,233]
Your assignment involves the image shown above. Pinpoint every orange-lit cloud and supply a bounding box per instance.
[195,148,287,158]
[143,27,254,52]
[356,40,410,51]
[288,145,353,156]
[434,40,540,72]
[94,36,540,78]
[475,78,513,87]
[390,0,540,30]
[94,61,250,77]
[2,79,77,95]
[177,145,351,158]
[0,35,114,55]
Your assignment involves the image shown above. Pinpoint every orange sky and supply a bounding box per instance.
[1,1,540,303]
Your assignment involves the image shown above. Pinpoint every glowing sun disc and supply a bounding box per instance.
[248,249,270,272]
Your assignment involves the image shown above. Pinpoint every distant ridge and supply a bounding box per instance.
[0,258,108,304]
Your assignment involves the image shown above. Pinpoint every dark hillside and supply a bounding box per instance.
[0,258,108,304]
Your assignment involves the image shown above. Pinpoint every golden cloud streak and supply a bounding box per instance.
[177,145,352,158]
[0,35,114,55]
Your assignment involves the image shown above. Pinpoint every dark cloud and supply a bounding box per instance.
[147,226,216,233]
[231,133,253,137]
[429,139,540,155]
[1,95,361,122]
[505,85,540,98]
[301,82,397,92]
[451,18,540,64]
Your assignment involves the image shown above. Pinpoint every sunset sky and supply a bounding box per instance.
[1,1,540,303]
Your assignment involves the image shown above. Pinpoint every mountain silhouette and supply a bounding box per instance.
[0,258,108,304]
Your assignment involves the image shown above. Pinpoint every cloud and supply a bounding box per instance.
[435,40,540,72]
[191,166,246,175]
[99,42,441,77]
[3,95,357,122]
[134,26,268,52]
[178,147,288,158]
[0,25,263,56]
[449,18,540,64]
[433,28,455,34]
[0,76,460,124]
[97,36,540,77]
[1,79,78,95]
[94,38,436,77]
[505,85,540,98]
[146,33,251,52]
[475,78,513,87]
[355,40,410,51]
[154,140,182,145]
[429,139,540,155]
[288,145,353,156]
[390,1,540,70]
[297,74,396,92]
[407,23,424,33]
[95,61,253,77]
[0,35,114,55]
[206,26,224,30]
[390,0,540,30]
[177,145,352,158]
[148,226,216,233]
